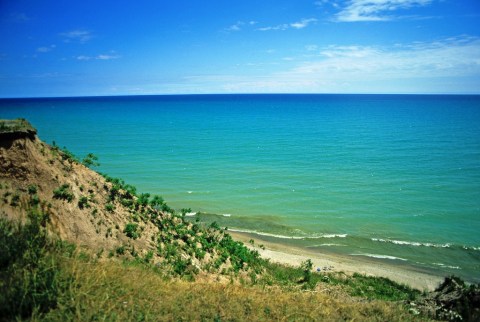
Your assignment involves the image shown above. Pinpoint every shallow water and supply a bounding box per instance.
[1,94,479,282]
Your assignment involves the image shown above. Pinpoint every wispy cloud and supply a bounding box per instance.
[181,35,480,94]
[225,21,257,32]
[5,13,30,23]
[37,45,56,53]
[334,0,434,22]
[290,18,317,29]
[96,54,120,60]
[76,53,120,61]
[257,24,289,31]
[60,29,93,43]
[292,36,480,80]
[257,18,317,31]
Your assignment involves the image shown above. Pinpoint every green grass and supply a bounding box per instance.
[0,118,36,134]
[257,260,420,301]
[0,212,73,320]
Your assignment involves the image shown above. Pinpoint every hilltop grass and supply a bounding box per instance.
[0,118,36,134]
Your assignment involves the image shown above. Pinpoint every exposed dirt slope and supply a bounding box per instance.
[1,122,158,257]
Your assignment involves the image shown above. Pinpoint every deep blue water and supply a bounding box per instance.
[1,94,479,282]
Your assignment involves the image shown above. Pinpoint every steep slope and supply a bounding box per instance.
[0,119,260,275]
[1,120,156,254]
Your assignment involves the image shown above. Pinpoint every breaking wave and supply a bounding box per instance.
[229,229,348,240]
[371,238,451,248]
[351,253,408,261]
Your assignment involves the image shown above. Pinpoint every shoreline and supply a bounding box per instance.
[229,230,444,291]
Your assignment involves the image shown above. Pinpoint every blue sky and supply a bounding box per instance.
[1,0,479,97]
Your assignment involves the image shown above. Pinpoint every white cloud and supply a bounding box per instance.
[225,21,257,32]
[76,53,120,61]
[76,55,91,61]
[290,18,317,29]
[293,36,480,79]
[336,0,433,22]
[257,24,289,31]
[60,30,93,43]
[258,18,317,31]
[226,23,242,31]
[37,45,56,53]
[96,54,120,60]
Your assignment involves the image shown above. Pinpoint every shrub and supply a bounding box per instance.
[116,245,125,255]
[27,185,37,195]
[82,153,100,168]
[300,259,314,288]
[53,184,74,202]
[150,195,164,208]
[124,223,139,239]
[78,196,89,209]
[138,193,150,207]
[30,194,40,207]
[105,203,114,212]
[10,193,20,207]
[59,147,78,163]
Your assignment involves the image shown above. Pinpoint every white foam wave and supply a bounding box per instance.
[222,214,232,217]
[184,212,197,217]
[306,243,346,247]
[319,234,347,239]
[229,229,347,240]
[433,263,461,270]
[228,229,306,240]
[351,253,407,261]
[463,246,480,251]
[371,238,450,248]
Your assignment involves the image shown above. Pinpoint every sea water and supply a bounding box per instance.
[1,94,479,282]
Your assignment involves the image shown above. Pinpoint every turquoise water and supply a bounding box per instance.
[1,94,479,282]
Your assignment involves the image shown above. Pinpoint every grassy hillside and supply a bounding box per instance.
[0,212,424,321]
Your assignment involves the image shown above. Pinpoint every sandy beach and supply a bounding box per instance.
[230,231,444,291]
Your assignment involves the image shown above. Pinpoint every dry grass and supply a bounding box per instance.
[38,256,426,321]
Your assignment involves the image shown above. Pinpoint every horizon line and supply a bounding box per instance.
[2,92,480,100]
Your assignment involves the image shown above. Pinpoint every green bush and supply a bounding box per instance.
[30,194,40,206]
[82,153,99,168]
[59,147,78,163]
[138,193,150,207]
[150,195,164,208]
[78,196,89,209]
[27,185,37,195]
[124,223,139,239]
[105,203,114,212]
[10,193,20,207]
[53,184,74,202]
[116,245,126,255]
